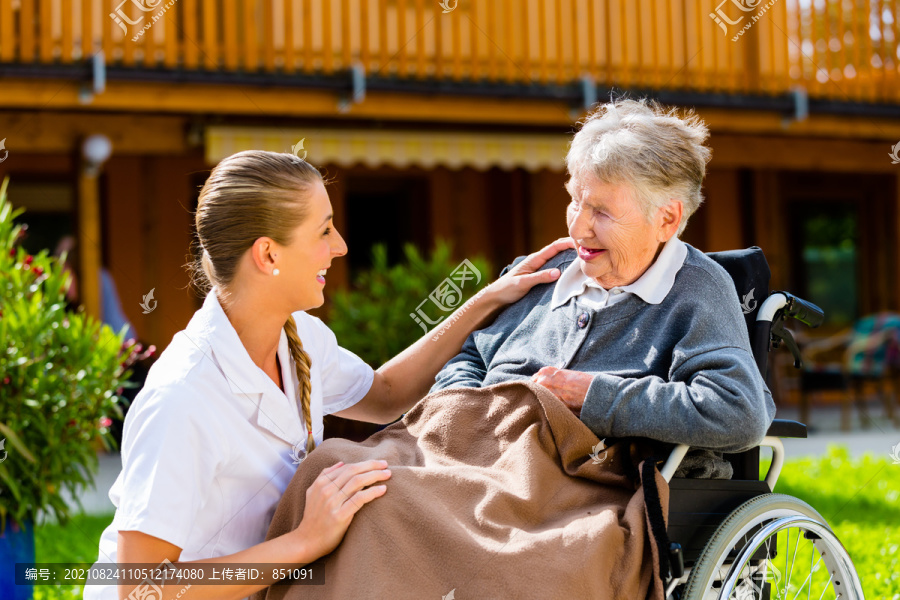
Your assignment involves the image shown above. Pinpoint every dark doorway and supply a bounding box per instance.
[6,178,76,259]
[789,202,858,327]
[782,172,897,328]
[343,174,431,280]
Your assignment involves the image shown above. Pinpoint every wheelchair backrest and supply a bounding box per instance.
[705,246,771,375]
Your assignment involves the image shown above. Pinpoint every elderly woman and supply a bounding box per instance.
[431,98,774,478]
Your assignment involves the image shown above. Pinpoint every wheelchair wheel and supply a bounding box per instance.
[680,493,864,600]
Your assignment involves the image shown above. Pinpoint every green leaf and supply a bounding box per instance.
[0,421,36,463]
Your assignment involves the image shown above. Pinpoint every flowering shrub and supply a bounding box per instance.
[0,177,139,532]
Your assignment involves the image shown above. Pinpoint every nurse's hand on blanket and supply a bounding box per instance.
[290,460,392,558]
[117,460,390,600]
[487,237,575,305]
[531,366,592,417]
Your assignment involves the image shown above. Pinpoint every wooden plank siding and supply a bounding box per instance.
[1,0,899,102]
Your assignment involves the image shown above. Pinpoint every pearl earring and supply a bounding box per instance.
[273,268,280,276]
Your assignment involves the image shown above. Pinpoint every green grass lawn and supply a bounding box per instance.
[27,447,900,599]
[763,447,900,600]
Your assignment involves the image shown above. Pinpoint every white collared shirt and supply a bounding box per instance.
[550,236,688,311]
[86,288,374,600]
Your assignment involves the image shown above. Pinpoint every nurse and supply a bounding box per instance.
[85,150,573,600]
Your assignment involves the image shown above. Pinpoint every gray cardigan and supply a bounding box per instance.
[430,245,775,479]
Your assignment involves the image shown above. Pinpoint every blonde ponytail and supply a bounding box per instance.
[284,315,315,454]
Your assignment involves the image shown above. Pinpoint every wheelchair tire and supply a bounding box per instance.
[679,493,864,600]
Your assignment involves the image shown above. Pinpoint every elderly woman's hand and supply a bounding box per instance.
[531,366,593,417]
[486,237,575,306]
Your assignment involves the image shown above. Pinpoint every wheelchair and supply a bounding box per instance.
[656,247,865,599]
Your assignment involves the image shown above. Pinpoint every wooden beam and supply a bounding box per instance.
[710,133,900,173]
[0,112,190,154]
[3,80,900,143]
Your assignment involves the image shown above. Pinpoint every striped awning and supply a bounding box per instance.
[205,126,569,172]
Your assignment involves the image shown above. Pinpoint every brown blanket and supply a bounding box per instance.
[253,380,669,600]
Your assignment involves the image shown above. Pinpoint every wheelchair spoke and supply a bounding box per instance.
[784,527,790,596]
[816,571,835,600]
[787,523,801,596]
[790,540,820,600]
[807,537,813,600]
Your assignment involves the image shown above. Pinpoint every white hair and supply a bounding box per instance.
[565,98,712,236]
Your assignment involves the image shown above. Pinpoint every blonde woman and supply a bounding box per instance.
[85,150,573,600]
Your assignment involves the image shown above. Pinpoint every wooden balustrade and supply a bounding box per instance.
[0,0,898,102]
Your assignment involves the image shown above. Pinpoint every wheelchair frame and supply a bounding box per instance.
[657,291,865,599]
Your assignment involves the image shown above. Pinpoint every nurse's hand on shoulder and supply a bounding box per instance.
[486,237,576,306]
[291,460,391,559]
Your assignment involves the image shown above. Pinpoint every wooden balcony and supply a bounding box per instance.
[1,0,899,104]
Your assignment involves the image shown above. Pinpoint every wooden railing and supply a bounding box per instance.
[1,0,899,102]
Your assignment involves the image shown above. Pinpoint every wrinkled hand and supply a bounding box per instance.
[487,237,575,307]
[531,366,593,417]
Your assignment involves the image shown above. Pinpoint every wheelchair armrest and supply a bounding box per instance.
[660,436,786,490]
[766,419,807,439]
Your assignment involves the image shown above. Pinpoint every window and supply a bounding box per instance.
[792,203,858,327]
[343,174,431,280]
[6,179,76,258]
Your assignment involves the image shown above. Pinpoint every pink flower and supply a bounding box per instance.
[99,416,113,428]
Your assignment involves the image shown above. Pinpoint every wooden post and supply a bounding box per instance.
[77,169,102,320]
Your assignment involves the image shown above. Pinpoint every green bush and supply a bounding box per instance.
[326,239,492,367]
[0,177,136,533]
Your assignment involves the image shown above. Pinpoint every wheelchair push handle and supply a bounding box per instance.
[781,292,825,328]
[755,291,824,327]
[754,292,825,374]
